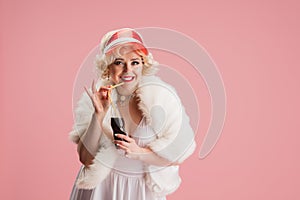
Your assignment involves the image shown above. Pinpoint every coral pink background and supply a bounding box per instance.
[1,0,299,199]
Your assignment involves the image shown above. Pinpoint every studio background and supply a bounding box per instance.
[1,0,299,199]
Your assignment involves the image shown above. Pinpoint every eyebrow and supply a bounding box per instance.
[115,58,140,61]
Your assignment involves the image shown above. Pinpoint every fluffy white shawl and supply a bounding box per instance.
[69,75,196,196]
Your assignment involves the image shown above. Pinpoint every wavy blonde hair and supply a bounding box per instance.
[95,28,158,79]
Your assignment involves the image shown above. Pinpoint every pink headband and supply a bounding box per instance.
[103,29,148,55]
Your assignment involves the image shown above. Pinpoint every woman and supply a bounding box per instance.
[69,28,196,200]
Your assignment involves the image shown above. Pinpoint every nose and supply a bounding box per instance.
[123,62,133,72]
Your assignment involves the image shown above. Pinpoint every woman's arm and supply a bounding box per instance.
[114,134,178,166]
[137,146,179,166]
[77,112,104,167]
[77,81,111,167]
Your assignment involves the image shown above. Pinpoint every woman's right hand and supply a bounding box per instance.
[84,80,111,114]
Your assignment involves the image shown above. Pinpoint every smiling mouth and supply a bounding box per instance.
[121,76,135,82]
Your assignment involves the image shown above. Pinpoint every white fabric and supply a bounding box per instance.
[103,37,143,54]
[70,118,166,200]
[69,75,196,196]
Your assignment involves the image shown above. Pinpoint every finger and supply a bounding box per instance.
[107,89,111,100]
[115,143,128,151]
[115,134,134,142]
[92,80,97,93]
[105,85,112,100]
[99,86,110,92]
[99,89,108,100]
[84,86,93,99]
[99,86,111,100]
[114,140,130,147]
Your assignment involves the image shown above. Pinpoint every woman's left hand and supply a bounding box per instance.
[114,134,144,159]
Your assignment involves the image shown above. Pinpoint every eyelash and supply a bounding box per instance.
[114,61,123,65]
[113,61,140,66]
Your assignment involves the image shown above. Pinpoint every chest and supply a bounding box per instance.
[117,100,143,135]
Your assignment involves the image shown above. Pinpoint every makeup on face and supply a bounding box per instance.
[109,52,143,96]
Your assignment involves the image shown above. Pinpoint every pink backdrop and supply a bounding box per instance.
[1,0,299,199]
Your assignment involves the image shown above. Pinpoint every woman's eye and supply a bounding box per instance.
[132,61,140,65]
[114,61,123,66]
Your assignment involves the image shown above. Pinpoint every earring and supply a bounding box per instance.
[106,68,110,80]
[140,56,145,65]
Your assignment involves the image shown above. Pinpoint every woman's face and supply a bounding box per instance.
[109,51,143,96]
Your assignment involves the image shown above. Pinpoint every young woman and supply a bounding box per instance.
[69,28,196,200]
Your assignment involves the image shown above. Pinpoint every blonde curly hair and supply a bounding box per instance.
[95,28,158,79]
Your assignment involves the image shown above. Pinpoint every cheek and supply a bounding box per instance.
[134,67,143,78]
[110,67,123,77]
[109,69,121,83]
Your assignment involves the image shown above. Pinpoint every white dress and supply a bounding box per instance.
[70,117,166,200]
